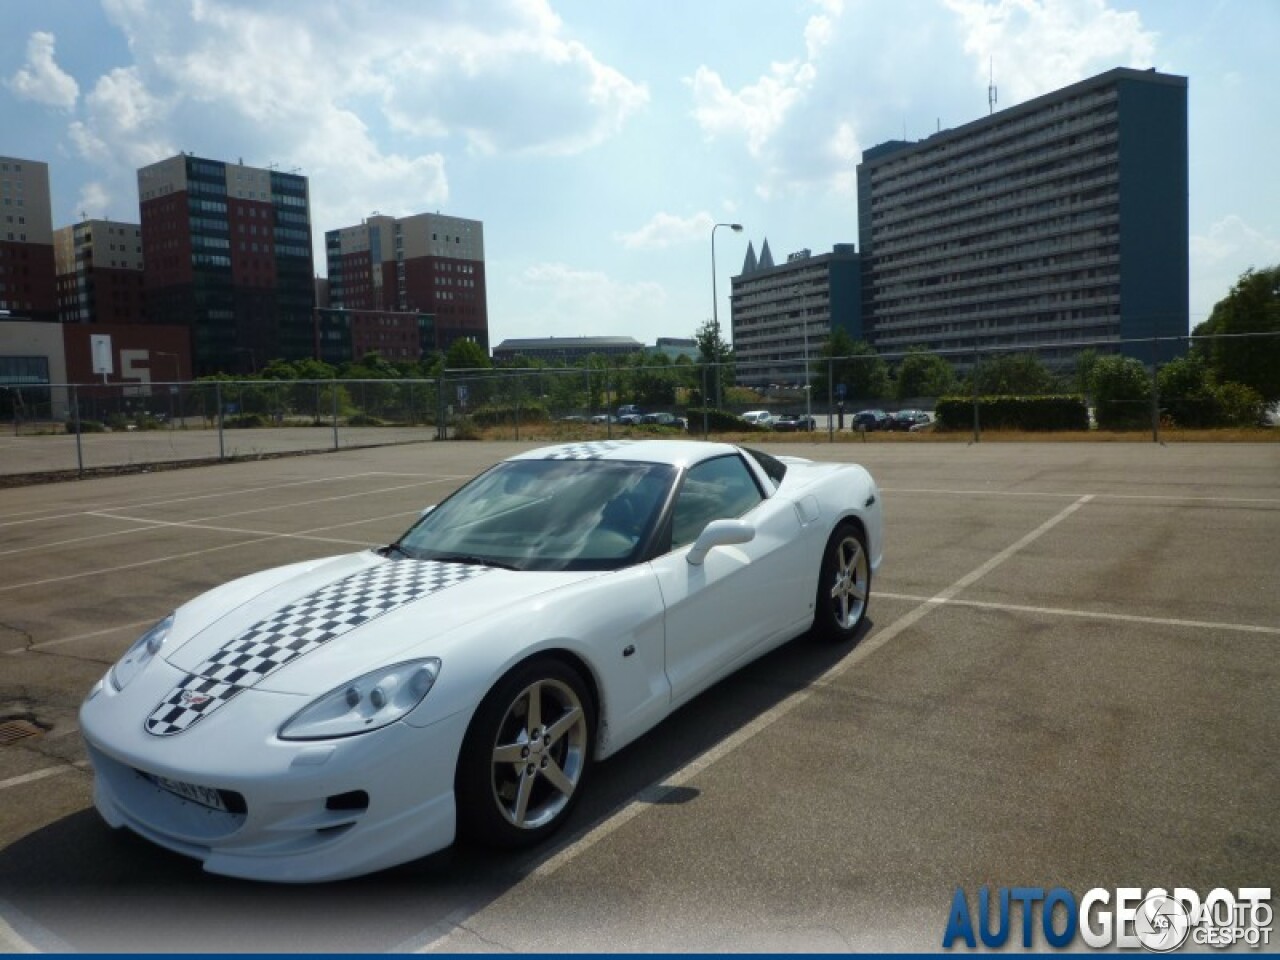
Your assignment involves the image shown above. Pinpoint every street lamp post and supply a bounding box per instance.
[797,285,812,431]
[710,222,743,410]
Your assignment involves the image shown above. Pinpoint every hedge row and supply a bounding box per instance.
[935,395,1089,431]
[685,408,767,432]
[468,403,551,426]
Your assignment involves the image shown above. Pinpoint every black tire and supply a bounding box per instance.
[813,521,870,641]
[455,657,595,848]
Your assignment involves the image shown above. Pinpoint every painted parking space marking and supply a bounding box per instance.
[417,495,1094,952]
[874,591,1280,636]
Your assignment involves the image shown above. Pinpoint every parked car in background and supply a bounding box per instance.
[888,410,931,431]
[640,412,688,430]
[590,414,618,425]
[617,405,644,425]
[773,414,816,432]
[851,409,890,431]
[741,410,775,428]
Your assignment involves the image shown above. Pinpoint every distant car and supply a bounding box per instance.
[640,412,687,430]
[851,409,889,431]
[590,414,617,425]
[773,414,816,432]
[741,410,774,428]
[617,405,644,426]
[888,410,931,431]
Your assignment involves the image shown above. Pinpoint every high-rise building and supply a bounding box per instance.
[137,155,315,375]
[730,241,863,389]
[325,212,487,353]
[0,156,56,323]
[54,220,145,325]
[857,67,1188,368]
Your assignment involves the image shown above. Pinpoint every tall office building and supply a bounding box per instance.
[54,220,145,325]
[857,67,1187,367]
[0,156,56,322]
[730,241,863,389]
[138,155,315,375]
[325,212,488,352]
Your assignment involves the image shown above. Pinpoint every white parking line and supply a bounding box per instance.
[0,475,463,559]
[0,472,391,526]
[874,591,1280,636]
[418,495,1093,952]
[885,486,1280,505]
[0,506,424,597]
[0,761,88,792]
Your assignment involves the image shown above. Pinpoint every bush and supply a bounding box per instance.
[685,408,764,432]
[66,419,105,434]
[469,403,550,426]
[1091,355,1151,430]
[347,413,387,427]
[1213,381,1268,427]
[225,413,269,429]
[934,395,1088,431]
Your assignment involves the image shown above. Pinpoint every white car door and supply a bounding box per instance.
[650,454,806,704]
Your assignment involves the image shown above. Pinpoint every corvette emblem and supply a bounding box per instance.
[179,691,212,707]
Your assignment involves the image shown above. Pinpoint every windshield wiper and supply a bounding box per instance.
[378,542,415,559]
[431,553,520,571]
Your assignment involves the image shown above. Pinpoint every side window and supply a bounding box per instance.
[670,456,763,550]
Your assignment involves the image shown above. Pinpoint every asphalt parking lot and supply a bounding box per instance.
[0,440,1276,952]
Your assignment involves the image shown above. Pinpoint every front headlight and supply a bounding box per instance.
[278,658,441,741]
[109,615,174,692]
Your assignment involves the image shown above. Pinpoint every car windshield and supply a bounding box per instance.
[397,459,676,572]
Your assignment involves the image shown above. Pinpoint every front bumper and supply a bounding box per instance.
[80,668,470,883]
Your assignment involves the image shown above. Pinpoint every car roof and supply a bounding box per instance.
[510,438,741,468]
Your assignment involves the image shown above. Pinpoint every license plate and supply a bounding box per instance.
[147,773,229,812]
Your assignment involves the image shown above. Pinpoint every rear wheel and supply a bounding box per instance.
[813,522,870,641]
[455,657,595,847]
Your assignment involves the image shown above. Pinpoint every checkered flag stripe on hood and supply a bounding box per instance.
[144,560,489,737]
[544,439,634,460]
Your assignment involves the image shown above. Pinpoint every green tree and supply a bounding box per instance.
[445,338,491,370]
[812,329,890,404]
[1193,265,1280,403]
[1090,355,1151,430]
[894,348,957,401]
[970,352,1059,396]
[694,318,734,407]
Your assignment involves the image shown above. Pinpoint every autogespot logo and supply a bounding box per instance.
[942,886,1273,951]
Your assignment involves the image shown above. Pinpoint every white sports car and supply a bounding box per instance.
[80,439,883,882]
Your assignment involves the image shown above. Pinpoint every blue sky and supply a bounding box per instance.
[3,0,1277,347]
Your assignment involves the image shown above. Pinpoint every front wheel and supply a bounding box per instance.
[455,657,595,848]
[813,521,870,641]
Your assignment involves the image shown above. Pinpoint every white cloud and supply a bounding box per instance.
[7,32,80,111]
[688,61,818,157]
[1190,214,1280,322]
[75,181,113,219]
[943,0,1157,103]
[616,211,716,250]
[503,262,669,339]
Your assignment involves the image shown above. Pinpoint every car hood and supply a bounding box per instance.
[149,553,600,735]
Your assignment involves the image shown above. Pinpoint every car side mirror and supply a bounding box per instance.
[419,505,436,518]
[687,519,755,566]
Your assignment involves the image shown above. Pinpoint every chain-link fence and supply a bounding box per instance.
[1,332,1275,479]
[433,331,1278,444]
[0,378,440,478]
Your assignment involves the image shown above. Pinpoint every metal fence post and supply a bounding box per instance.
[828,358,834,442]
[437,372,447,440]
[1150,334,1161,444]
[701,365,709,440]
[514,373,521,442]
[331,378,340,450]
[72,384,84,477]
[606,370,613,440]
[216,381,226,460]
[971,346,981,443]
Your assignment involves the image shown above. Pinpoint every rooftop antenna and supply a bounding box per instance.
[988,57,998,115]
